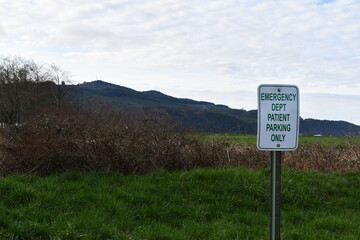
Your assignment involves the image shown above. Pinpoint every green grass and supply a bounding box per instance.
[201,134,359,146]
[298,136,359,146]
[0,168,360,239]
[199,134,257,145]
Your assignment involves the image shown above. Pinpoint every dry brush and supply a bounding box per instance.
[0,109,360,176]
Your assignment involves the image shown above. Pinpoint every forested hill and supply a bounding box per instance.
[66,80,360,136]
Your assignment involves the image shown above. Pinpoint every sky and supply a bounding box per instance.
[1,0,360,124]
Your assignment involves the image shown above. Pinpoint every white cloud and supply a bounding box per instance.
[0,24,4,37]
[0,0,360,123]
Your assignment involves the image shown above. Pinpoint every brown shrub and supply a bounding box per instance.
[1,108,360,176]
[0,109,230,176]
[216,144,360,174]
[285,144,360,173]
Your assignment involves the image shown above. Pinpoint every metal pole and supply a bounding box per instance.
[270,151,282,240]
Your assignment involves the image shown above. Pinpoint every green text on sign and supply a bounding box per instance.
[257,84,299,151]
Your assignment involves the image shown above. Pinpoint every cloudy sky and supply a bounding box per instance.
[1,0,359,124]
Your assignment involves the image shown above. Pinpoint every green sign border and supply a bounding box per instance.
[257,84,299,151]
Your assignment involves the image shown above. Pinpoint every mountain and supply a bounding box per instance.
[66,80,360,136]
[300,118,360,136]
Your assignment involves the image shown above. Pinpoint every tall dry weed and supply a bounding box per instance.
[1,108,360,176]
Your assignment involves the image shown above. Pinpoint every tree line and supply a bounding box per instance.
[0,56,69,124]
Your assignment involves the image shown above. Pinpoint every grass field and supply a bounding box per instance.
[1,168,359,239]
[201,134,359,146]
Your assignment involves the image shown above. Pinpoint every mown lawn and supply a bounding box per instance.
[0,168,359,239]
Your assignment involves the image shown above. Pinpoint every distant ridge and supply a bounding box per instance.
[81,80,126,90]
[66,80,360,136]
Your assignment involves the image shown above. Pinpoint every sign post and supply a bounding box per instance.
[257,84,299,240]
[270,151,282,240]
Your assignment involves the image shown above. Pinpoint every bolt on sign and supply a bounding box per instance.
[257,84,299,151]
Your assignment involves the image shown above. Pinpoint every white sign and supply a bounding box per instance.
[257,84,299,151]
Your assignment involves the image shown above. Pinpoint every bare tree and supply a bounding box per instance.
[49,64,71,110]
[0,56,71,124]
